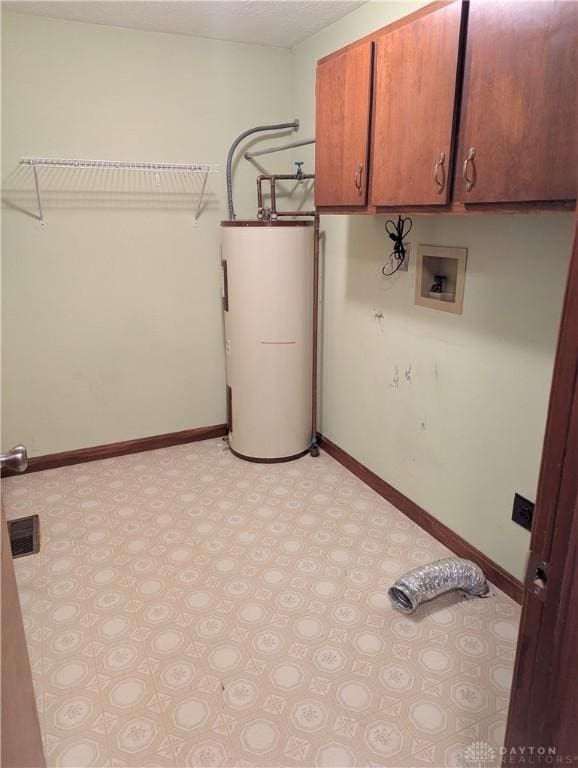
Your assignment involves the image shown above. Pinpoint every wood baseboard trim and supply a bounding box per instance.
[3,425,522,601]
[2,424,228,477]
[317,433,523,604]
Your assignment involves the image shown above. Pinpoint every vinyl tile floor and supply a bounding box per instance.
[3,438,520,768]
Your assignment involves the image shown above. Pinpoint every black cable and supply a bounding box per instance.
[382,215,412,276]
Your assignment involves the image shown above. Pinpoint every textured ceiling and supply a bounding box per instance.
[2,0,366,48]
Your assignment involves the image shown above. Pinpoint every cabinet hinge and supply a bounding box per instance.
[525,551,549,603]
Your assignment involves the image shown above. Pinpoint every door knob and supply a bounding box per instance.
[0,445,28,473]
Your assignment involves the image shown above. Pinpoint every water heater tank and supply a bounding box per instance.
[221,221,314,461]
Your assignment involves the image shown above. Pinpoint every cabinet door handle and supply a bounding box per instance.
[463,147,476,192]
[433,152,446,193]
[354,163,364,195]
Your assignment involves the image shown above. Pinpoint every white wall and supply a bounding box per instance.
[1,12,293,455]
[290,1,574,579]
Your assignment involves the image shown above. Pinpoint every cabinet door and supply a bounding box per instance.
[315,41,373,207]
[370,2,464,207]
[456,1,577,203]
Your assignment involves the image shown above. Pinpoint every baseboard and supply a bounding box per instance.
[317,433,523,604]
[1,424,228,477]
[3,424,522,602]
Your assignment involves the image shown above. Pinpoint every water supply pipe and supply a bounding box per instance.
[257,173,314,219]
[226,120,299,220]
[251,169,319,455]
[245,138,315,160]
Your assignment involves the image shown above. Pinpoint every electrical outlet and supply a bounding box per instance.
[398,242,409,272]
[384,244,409,274]
[512,493,534,531]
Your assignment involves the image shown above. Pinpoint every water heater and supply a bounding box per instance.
[221,221,314,461]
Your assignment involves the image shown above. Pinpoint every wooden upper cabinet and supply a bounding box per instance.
[315,0,576,211]
[370,2,464,207]
[455,1,577,204]
[315,41,373,207]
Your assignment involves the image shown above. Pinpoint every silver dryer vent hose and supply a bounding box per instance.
[388,557,489,614]
[226,120,299,220]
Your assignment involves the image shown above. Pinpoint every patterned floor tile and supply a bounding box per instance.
[106,707,176,767]
[47,731,111,768]
[5,439,521,767]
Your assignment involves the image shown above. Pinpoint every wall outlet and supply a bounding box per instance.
[398,242,409,272]
[512,493,534,531]
[384,243,409,274]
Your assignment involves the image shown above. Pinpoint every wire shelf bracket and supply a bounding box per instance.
[19,157,219,227]
[193,171,209,228]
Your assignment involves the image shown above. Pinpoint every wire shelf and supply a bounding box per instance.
[18,156,219,226]
[21,157,219,174]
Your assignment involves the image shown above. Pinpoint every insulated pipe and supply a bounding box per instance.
[389,558,489,614]
[245,138,315,160]
[226,120,299,220]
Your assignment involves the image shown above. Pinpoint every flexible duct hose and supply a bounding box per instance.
[389,558,489,614]
[226,120,299,220]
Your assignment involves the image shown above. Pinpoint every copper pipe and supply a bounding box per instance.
[275,210,317,217]
[270,174,315,213]
[256,175,269,213]
[311,215,320,453]
[270,177,277,214]
[253,172,319,454]
[256,173,315,219]
[271,173,315,216]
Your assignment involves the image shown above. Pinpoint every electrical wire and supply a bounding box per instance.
[382,215,413,276]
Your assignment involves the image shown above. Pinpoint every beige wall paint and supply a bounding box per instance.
[1,12,293,455]
[290,1,574,578]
